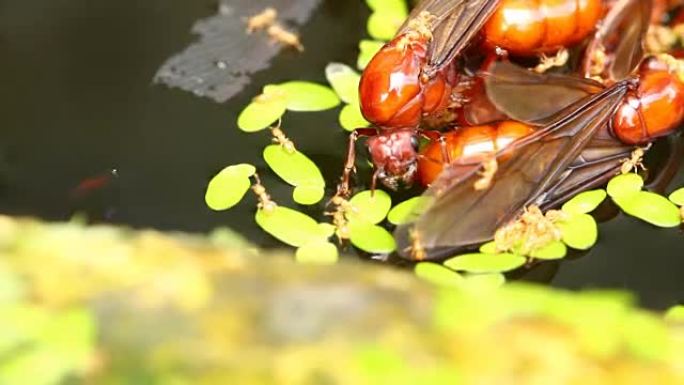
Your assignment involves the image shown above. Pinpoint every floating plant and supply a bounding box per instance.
[608,173,681,228]
[365,0,408,41]
[325,63,369,131]
[262,144,325,205]
[205,164,256,211]
[357,40,386,70]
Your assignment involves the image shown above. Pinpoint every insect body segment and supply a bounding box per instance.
[484,0,604,55]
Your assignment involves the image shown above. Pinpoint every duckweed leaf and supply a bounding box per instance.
[205,164,256,211]
[559,214,598,250]
[367,11,406,41]
[293,184,325,205]
[664,305,684,322]
[614,191,681,228]
[529,241,567,260]
[349,221,396,254]
[237,86,288,132]
[366,0,408,13]
[387,196,430,225]
[255,206,324,247]
[339,104,370,131]
[463,273,506,288]
[274,81,340,112]
[263,145,324,188]
[607,173,643,199]
[414,262,464,287]
[444,253,526,274]
[357,40,385,70]
[479,241,498,254]
[348,190,392,225]
[562,190,607,215]
[669,188,684,206]
[295,240,339,264]
[325,63,361,104]
[317,223,337,239]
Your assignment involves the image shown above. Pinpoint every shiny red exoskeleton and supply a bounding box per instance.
[483,0,604,55]
[351,0,610,193]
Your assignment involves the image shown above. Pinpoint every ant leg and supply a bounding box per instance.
[420,130,452,163]
[336,128,377,198]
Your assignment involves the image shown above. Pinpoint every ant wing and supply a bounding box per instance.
[394,80,630,260]
[399,0,501,76]
[482,61,605,125]
[581,0,652,82]
[538,135,634,210]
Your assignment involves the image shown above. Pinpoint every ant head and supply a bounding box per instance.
[366,129,419,190]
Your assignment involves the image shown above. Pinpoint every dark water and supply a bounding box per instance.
[0,0,682,309]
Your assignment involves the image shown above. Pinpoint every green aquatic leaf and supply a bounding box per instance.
[387,196,430,225]
[668,188,684,206]
[325,63,361,104]
[349,221,396,254]
[479,241,497,254]
[262,145,324,188]
[237,86,288,132]
[292,184,325,205]
[414,262,464,288]
[295,240,339,264]
[205,164,256,211]
[339,103,370,131]
[562,189,607,215]
[255,206,325,247]
[357,40,385,70]
[462,273,506,289]
[623,312,669,361]
[444,253,526,274]
[273,81,340,112]
[317,223,337,239]
[607,173,643,199]
[613,191,681,228]
[348,190,392,225]
[559,213,598,250]
[529,241,567,260]
[664,305,684,322]
[367,11,406,41]
[366,0,408,13]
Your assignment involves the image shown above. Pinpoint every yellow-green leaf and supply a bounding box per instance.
[613,191,681,228]
[237,86,288,132]
[562,190,607,215]
[559,213,598,250]
[274,81,340,112]
[664,305,684,322]
[295,240,339,264]
[607,173,643,199]
[387,196,430,225]
[263,145,324,188]
[255,206,324,247]
[444,253,526,274]
[414,262,464,287]
[357,40,385,70]
[292,184,325,205]
[349,221,396,254]
[668,188,684,206]
[348,190,392,225]
[339,103,369,131]
[529,241,567,260]
[366,0,408,13]
[325,63,361,104]
[205,164,256,211]
[367,11,406,41]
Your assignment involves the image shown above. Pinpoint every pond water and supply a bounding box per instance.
[0,0,683,309]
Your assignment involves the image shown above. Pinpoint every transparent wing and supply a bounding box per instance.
[399,0,500,75]
[395,80,630,260]
[483,61,605,124]
[581,0,652,82]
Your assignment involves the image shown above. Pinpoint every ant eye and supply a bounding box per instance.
[410,136,420,151]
